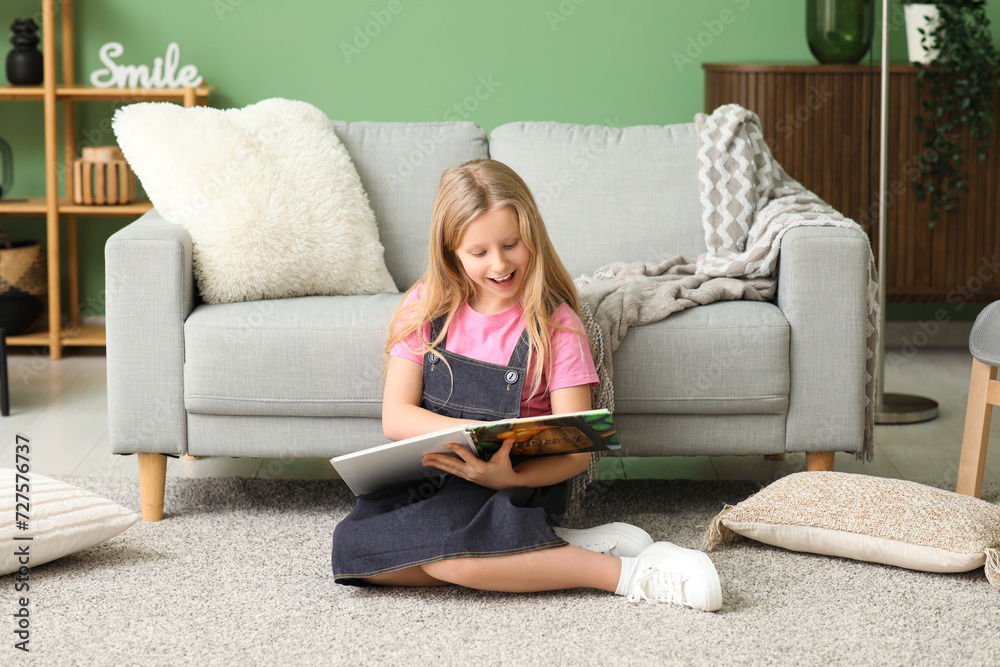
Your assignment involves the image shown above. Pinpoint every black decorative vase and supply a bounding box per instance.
[6,18,43,86]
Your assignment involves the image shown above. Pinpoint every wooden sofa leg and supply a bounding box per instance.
[806,451,835,472]
[137,453,167,521]
[956,358,995,498]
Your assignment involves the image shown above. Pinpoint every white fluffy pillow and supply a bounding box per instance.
[1,470,139,574]
[112,98,398,303]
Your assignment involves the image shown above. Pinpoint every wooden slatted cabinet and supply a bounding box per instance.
[704,63,1000,305]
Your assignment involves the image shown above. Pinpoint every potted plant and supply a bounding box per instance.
[902,0,999,226]
[903,2,941,64]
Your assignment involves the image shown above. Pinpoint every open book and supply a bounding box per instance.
[331,409,619,496]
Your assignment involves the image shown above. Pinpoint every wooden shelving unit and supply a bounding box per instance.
[1,0,213,358]
[0,86,45,100]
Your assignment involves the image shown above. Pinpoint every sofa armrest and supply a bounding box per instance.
[105,209,195,455]
[776,226,871,454]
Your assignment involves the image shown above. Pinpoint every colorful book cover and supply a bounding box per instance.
[468,409,619,459]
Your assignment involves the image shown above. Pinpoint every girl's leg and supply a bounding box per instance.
[420,545,620,593]
[364,566,450,587]
[361,546,618,591]
[362,544,722,611]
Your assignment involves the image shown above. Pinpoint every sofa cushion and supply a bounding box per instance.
[332,121,489,290]
[613,301,789,415]
[184,293,403,418]
[489,121,705,276]
[184,295,787,421]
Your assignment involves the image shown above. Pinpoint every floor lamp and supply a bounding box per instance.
[874,0,939,424]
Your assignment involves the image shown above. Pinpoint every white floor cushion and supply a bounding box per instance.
[1,469,139,575]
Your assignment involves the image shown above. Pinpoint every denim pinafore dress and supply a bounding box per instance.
[331,314,569,586]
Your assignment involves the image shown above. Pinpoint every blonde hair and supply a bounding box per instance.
[385,159,587,399]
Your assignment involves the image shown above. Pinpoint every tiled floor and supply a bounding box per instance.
[1,345,998,493]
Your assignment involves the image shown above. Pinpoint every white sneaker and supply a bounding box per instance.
[553,522,654,557]
[626,541,722,612]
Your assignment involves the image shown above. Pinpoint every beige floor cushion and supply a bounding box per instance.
[702,471,999,588]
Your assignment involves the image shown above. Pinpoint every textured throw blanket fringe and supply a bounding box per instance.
[565,298,613,522]
[565,104,879,521]
[986,547,1000,588]
[699,505,742,552]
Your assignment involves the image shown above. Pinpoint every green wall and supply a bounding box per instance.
[1,0,998,317]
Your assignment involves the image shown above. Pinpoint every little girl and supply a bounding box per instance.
[331,159,722,611]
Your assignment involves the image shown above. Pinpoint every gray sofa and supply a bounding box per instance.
[106,120,872,521]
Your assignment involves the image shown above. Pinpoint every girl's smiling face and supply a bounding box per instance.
[454,205,531,314]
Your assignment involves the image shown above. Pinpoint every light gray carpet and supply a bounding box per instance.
[5,474,999,666]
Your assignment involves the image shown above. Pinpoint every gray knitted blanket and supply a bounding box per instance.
[568,105,878,511]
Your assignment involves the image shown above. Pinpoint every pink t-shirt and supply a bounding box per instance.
[390,286,599,417]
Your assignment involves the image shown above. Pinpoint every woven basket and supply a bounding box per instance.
[0,240,47,334]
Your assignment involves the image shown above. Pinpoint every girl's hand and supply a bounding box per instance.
[422,438,519,490]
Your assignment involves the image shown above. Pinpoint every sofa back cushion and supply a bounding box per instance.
[331,121,489,290]
[489,121,704,276]
[184,293,403,420]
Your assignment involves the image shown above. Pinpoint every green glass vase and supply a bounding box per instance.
[807,0,873,64]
